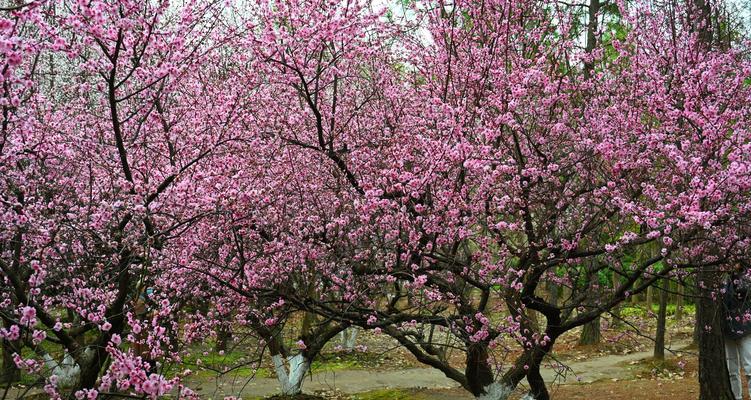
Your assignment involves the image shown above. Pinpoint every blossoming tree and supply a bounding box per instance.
[1,0,246,396]
[218,1,751,399]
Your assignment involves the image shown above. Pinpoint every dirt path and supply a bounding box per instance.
[190,341,693,399]
[546,340,692,384]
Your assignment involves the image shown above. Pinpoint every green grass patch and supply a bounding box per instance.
[312,351,386,372]
[311,358,358,372]
[175,346,270,379]
[620,304,695,318]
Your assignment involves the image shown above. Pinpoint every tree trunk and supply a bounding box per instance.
[583,0,600,79]
[215,323,232,353]
[560,284,572,306]
[340,327,359,351]
[546,281,559,307]
[301,311,314,337]
[675,281,685,320]
[579,315,601,345]
[494,340,557,400]
[0,334,20,384]
[611,272,622,328]
[693,303,700,345]
[272,353,310,396]
[645,284,654,313]
[77,349,104,391]
[526,354,549,400]
[466,344,495,397]
[696,267,734,400]
[654,279,669,360]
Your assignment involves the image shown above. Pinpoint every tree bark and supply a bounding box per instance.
[645,284,654,313]
[654,278,669,360]
[611,272,622,328]
[301,311,314,337]
[579,315,601,345]
[675,281,685,320]
[696,267,734,400]
[526,354,549,400]
[0,334,20,384]
[215,324,231,353]
[465,343,495,397]
[693,303,700,345]
[546,281,560,307]
[500,340,557,400]
[583,0,600,79]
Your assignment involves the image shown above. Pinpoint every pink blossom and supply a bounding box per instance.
[32,330,46,345]
[20,306,36,327]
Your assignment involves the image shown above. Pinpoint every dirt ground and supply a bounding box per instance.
[411,379,700,400]
[549,379,700,399]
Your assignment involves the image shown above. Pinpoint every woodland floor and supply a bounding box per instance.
[185,305,708,399]
[190,340,699,399]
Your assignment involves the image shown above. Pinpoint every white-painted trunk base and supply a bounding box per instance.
[476,382,515,400]
[340,327,359,350]
[42,347,93,388]
[272,354,310,396]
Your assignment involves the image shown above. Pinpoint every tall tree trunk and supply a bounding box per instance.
[631,280,640,304]
[654,279,669,360]
[645,284,654,313]
[583,0,600,79]
[689,0,731,395]
[611,272,622,328]
[696,267,734,400]
[579,315,601,345]
[675,281,685,320]
[580,271,601,345]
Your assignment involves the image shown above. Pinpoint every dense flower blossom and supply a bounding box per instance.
[0,0,749,399]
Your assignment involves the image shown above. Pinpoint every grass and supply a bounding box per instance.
[311,351,385,372]
[174,345,270,379]
[311,358,359,372]
[620,304,695,318]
